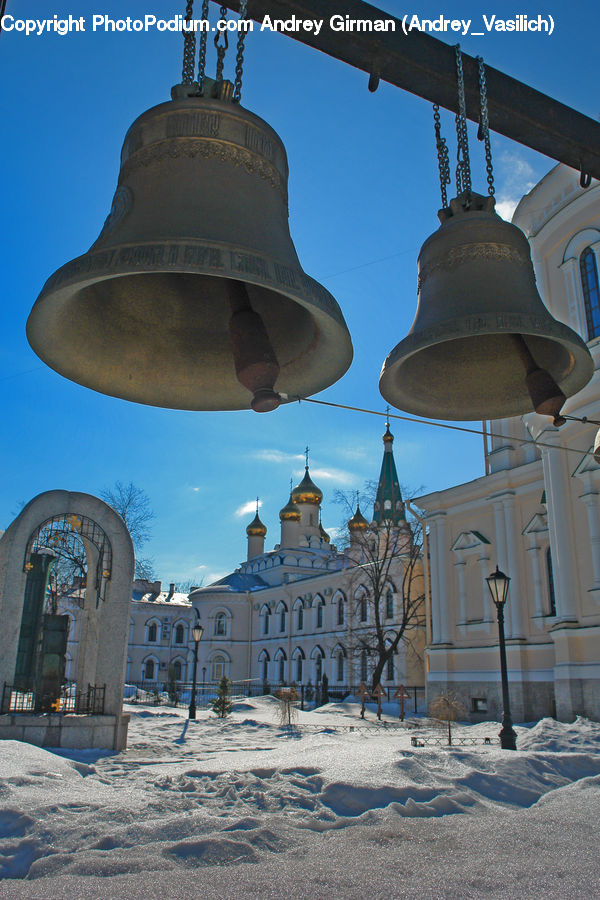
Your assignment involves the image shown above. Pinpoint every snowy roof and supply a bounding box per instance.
[191,571,269,595]
[131,590,191,606]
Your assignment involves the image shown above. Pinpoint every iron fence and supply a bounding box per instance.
[1,682,105,715]
[123,680,425,713]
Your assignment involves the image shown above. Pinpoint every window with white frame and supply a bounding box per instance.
[174,623,185,644]
[214,612,227,637]
[144,658,156,680]
[261,607,271,635]
[580,246,600,339]
[336,650,344,682]
[385,588,394,619]
[316,597,324,628]
[360,649,368,683]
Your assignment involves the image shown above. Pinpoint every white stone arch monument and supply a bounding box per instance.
[0,490,134,750]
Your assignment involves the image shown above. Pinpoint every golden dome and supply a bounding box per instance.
[383,423,394,443]
[291,467,323,505]
[348,504,369,532]
[246,512,267,537]
[280,494,301,521]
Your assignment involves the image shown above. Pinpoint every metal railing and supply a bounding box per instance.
[2,682,105,715]
[123,680,426,713]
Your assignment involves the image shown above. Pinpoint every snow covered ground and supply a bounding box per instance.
[1,697,599,898]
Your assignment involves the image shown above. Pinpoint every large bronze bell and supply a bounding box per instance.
[27,84,353,412]
[379,192,593,421]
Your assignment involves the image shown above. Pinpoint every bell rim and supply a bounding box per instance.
[379,320,594,421]
[27,243,353,412]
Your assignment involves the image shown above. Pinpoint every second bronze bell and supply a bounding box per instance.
[379,193,593,421]
[27,85,353,412]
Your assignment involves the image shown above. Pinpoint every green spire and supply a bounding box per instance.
[372,418,405,525]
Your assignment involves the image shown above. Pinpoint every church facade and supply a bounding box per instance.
[189,429,425,692]
[417,166,600,722]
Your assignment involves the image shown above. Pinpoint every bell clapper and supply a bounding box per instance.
[510,333,566,424]
[227,279,282,413]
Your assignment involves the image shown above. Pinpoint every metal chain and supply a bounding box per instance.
[454,45,472,197]
[214,4,229,83]
[477,56,495,197]
[181,0,196,84]
[433,104,451,209]
[197,0,210,91]
[233,0,249,102]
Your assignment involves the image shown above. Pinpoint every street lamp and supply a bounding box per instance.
[486,566,518,751]
[189,621,204,720]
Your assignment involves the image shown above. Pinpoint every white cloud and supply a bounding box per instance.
[206,571,227,584]
[253,449,305,465]
[234,499,262,518]
[309,466,355,486]
[494,151,537,223]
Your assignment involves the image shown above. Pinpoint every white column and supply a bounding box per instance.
[455,559,467,623]
[541,435,579,622]
[477,554,493,631]
[428,518,442,643]
[525,541,545,617]
[502,494,525,638]
[579,490,600,588]
[435,514,451,644]
[559,257,586,335]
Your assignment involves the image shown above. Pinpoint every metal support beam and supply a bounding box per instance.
[222,0,600,182]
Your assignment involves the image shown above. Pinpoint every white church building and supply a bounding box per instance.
[417,165,600,722]
[189,431,425,693]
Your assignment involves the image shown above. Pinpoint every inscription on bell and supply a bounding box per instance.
[183,245,224,269]
[167,113,220,139]
[496,314,523,329]
[117,245,165,266]
[230,252,271,281]
[244,125,274,160]
[274,263,298,290]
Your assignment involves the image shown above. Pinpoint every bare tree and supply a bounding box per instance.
[429,691,467,746]
[276,686,299,727]
[100,481,156,579]
[336,488,426,692]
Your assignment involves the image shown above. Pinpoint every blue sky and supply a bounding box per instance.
[1,1,598,585]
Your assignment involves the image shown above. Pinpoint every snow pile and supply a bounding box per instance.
[0,700,599,898]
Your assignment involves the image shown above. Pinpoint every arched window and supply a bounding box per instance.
[212,655,226,681]
[148,622,157,643]
[546,547,556,616]
[174,624,184,644]
[262,607,271,636]
[358,593,368,623]
[385,588,394,619]
[275,650,286,683]
[580,247,600,339]
[386,655,394,681]
[144,659,155,680]
[258,650,270,684]
[337,651,344,682]
[279,605,287,633]
[337,597,344,626]
[295,653,303,682]
[316,599,324,629]
[360,650,368,683]
[173,660,182,680]
[315,653,322,683]
[214,612,226,636]
[296,602,303,630]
